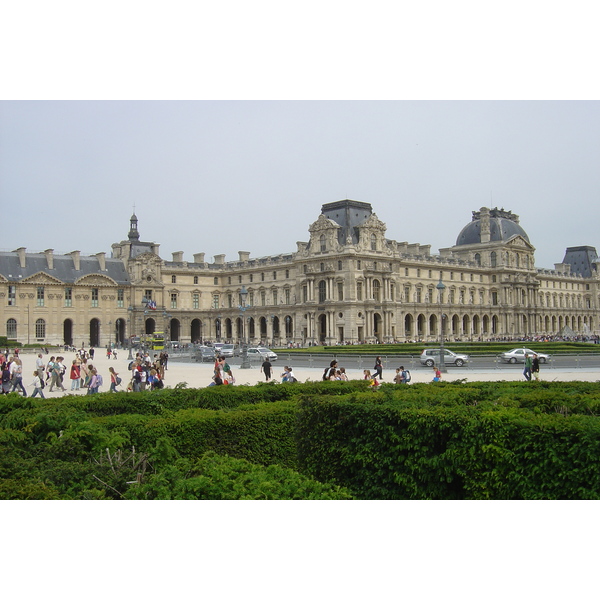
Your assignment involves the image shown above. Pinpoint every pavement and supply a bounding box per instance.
[9,350,600,396]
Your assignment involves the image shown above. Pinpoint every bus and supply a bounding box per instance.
[140,332,165,351]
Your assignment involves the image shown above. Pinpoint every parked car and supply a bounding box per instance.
[420,348,469,367]
[498,348,549,364]
[247,347,278,361]
[219,344,237,358]
[195,346,217,362]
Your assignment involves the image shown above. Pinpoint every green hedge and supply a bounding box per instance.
[295,389,600,499]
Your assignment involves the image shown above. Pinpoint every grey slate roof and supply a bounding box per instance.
[456,215,530,246]
[562,246,599,278]
[0,252,130,284]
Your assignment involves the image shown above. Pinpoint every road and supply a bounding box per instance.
[170,350,600,373]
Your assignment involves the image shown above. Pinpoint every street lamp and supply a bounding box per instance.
[436,277,447,373]
[239,286,251,369]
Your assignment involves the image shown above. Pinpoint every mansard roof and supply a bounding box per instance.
[0,252,130,284]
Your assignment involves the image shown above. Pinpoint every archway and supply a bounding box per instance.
[272,316,280,340]
[404,314,413,338]
[284,315,293,338]
[429,314,438,340]
[191,318,202,343]
[317,314,327,343]
[89,318,100,347]
[145,318,156,335]
[373,313,382,342]
[63,319,73,346]
[259,317,267,340]
[170,318,180,342]
[225,318,232,340]
[417,314,426,340]
[248,317,255,340]
[115,318,126,346]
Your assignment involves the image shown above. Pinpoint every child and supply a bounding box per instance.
[30,370,46,399]
[432,366,442,382]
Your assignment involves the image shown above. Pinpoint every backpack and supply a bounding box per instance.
[115,376,122,386]
[96,374,103,387]
[128,361,134,371]
[323,367,330,381]
[403,370,411,383]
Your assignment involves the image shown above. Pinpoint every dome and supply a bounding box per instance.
[456,207,530,246]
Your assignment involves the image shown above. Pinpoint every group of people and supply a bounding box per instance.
[209,355,234,385]
[523,353,541,381]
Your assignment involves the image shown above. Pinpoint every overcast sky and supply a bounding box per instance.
[1,100,599,270]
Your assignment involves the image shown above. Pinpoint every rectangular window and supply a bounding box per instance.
[261,291,266,306]
[250,274,253,282]
[416,288,422,303]
[228,293,233,308]
[65,287,73,307]
[491,291,498,305]
[214,277,219,285]
[193,293,199,309]
[91,288,99,307]
[405,268,409,276]
[194,276,199,285]
[117,288,124,308]
[37,286,44,307]
[171,293,177,309]
[273,271,277,280]
[338,282,344,301]
[228,276,232,284]
[8,285,16,306]
[212,294,219,309]
[285,288,290,304]
[356,282,363,301]
[238,275,242,283]
[171,275,177,284]
[302,286,308,303]
[145,289,153,300]
[273,289,278,305]
[249,292,254,306]
[285,270,289,279]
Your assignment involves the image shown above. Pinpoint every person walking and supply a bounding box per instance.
[10,358,27,396]
[374,356,383,380]
[48,357,66,392]
[30,370,46,399]
[532,353,540,381]
[109,366,120,392]
[261,358,273,381]
[35,353,45,380]
[523,353,533,381]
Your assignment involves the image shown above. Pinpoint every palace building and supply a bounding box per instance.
[1,200,598,347]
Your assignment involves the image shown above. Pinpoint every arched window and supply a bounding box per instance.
[372,279,381,302]
[474,253,481,266]
[338,260,342,271]
[35,318,46,338]
[490,251,497,267]
[320,234,326,252]
[318,280,327,303]
[6,318,17,339]
[370,233,377,251]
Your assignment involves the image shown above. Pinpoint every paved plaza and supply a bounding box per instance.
[9,350,600,396]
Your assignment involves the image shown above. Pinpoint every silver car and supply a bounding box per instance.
[247,347,278,361]
[420,348,469,367]
[498,348,549,364]
[195,346,216,362]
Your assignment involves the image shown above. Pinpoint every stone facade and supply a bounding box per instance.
[1,200,599,347]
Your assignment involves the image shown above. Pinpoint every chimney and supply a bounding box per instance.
[213,254,225,265]
[95,252,106,271]
[172,251,184,262]
[480,207,491,243]
[68,251,81,270]
[44,249,54,270]
[193,253,205,264]
[14,247,26,268]
[238,251,250,262]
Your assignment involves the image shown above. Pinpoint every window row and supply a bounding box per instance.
[6,286,125,308]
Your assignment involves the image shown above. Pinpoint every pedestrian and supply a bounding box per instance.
[1,363,11,394]
[323,360,338,381]
[106,347,112,359]
[49,357,66,392]
[109,366,120,392]
[10,358,27,396]
[70,359,81,391]
[35,353,45,379]
[432,366,442,382]
[45,356,55,383]
[532,353,540,381]
[523,353,532,381]
[89,348,95,360]
[339,367,349,381]
[364,369,379,388]
[261,358,273,381]
[30,370,46,399]
[374,356,383,380]
[87,368,101,394]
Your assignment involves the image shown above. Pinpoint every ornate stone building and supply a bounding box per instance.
[1,200,598,347]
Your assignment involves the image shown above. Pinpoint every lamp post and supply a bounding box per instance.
[436,277,447,373]
[127,306,134,360]
[239,286,251,369]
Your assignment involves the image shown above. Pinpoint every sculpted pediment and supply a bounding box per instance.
[361,213,387,233]
[506,235,533,250]
[308,214,341,234]
[21,271,64,285]
[74,273,118,286]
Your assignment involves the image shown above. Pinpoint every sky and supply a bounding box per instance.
[1,100,599,270]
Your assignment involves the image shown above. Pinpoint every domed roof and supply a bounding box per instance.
[456,207,530,246]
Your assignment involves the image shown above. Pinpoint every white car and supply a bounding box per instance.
[420,348,469,367]
[498,348,549,364]
[246,347,278,361]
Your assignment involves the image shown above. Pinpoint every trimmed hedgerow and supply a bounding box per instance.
[295,392,600,499]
